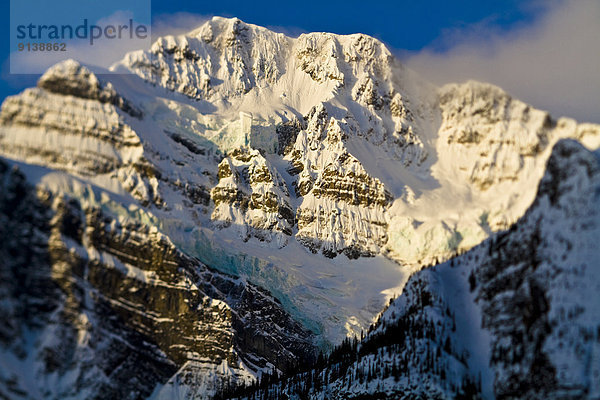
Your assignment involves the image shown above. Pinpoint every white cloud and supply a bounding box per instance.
[404,0,600,123]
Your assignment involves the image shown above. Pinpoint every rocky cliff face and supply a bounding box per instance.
[289,104,394,258]
[0,62,159,208]
[211,147,294,246]
[0,159,315,400]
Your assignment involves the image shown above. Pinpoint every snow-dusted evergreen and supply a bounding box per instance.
[0,16,599,399]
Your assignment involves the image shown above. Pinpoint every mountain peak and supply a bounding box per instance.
[185,16,289,45]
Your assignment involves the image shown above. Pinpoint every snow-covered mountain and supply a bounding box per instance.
[1,16,599,399]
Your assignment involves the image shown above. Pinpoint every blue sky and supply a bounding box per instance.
[1,0,598,122]
[149,0,539,51]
